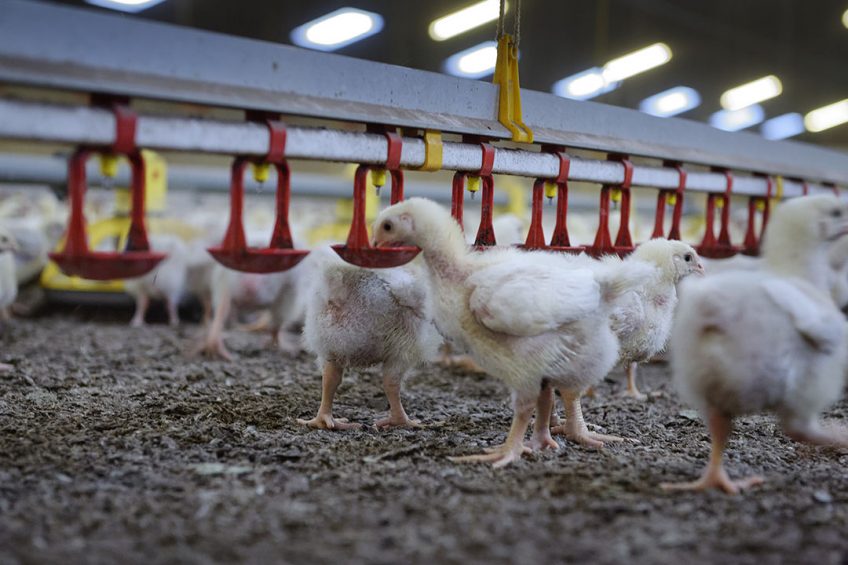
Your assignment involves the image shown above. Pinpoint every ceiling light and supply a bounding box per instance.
[601,43,672,82]
[760,113,805,140]
[843,8,848,29]
[804,99,848,132]
[710,105,765,131]
[639,86,700,117]
[444,41,499,78]
[84,0,165,12]
[429,0,503,41]
[290,8,384,52]
[552,67,619,100]
[720,75,782,111]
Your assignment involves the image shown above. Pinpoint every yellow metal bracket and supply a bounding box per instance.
[493,34,533,143]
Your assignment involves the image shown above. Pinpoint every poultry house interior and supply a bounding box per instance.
[2,0,848,563]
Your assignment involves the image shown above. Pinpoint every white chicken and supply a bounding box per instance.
[372,198,651,466]
[0,227,19,372]
[124,234,189,327]
[298,248,439,430]
[664,194,848,494]
[606,238,704,399]
[443,213,528,371]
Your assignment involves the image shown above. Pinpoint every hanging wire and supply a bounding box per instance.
[496,0,522,46]
[497,0,506,40]
[514,0,521,46]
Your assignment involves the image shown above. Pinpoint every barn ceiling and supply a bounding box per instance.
[39,0,848,151]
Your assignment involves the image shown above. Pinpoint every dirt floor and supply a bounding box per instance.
[1,311,848,565]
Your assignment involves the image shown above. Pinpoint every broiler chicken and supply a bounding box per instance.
[0,227,19,372]
[663,194,848,494]
[298,248,439,430]
[372,198,651,466]
[124,234,188,327]
[607,239,704,399]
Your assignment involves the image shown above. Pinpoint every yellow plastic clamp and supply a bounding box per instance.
[774,175,784,202]
[493,34,533,143]
[417,129,443,172]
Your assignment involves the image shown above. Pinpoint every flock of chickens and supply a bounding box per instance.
[2,187,848,495]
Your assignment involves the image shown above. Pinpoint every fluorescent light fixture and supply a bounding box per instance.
[843,8,848,29]
[601,43,672,82]
[639,86,701,117]
[760,113,805,140]
[709,104,765,131]
[85,0,165,12]
[804,99,848,132]
[429,0,503,41]
[552,67,619,100]
[551,42,670,101]
[720,75,782,111]
[444,41,499,78]
[291,8,384,52]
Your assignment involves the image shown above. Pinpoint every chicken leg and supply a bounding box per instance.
[528,384,558,451]
[661,409,763,494]
[551,388,624,448]
[374,370,419,429]
[623,362,647,400]
[166,296,180,328]
[449,391,535,467]
[297,361,362,431]
[130,292,149,328]
[191,286,233,360]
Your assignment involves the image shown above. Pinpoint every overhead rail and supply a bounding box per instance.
[0,98,829,199]
[0,0,847,185]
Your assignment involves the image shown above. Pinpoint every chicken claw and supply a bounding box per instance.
[662,409,763,494]
[552,390,624,448]
[374,414,422,429]
[661,472,764,495]
[297,413,362,431]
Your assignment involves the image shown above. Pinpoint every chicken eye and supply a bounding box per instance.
[383,221,393,232]
[684,253,692,262]
[831,209,842,218]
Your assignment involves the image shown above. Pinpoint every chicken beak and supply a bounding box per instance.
[695,262,706,276]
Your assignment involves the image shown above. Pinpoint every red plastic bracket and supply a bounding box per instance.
[332,128,419,268]
[741,173,773,256]
[332,165,420,268]
[585,154,634,258]
[451,138,497,247]
[696,167,737,259]
[208,119,309,273]
[652,161,687,240]
[50,102,165,280]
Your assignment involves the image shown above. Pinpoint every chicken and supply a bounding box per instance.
[124,234,189,327]
[193,264,303,360]
[0,227,19,372]
[443,213,527,371]
[372,198,651,466]
[663,194,848,494]
[607,238,704,399]
[702,227,848,310]
[826,234,848,310]
[297,248,439,430]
